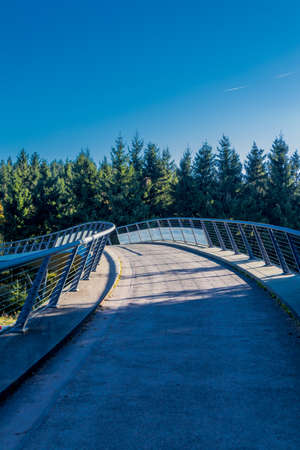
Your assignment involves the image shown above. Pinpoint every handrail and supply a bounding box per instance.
[117,217,300,237]
[3,216,299,334]
[0,223,115,271]
[115,217,300,276]
[0,221,115,333]
[0,220,114,256]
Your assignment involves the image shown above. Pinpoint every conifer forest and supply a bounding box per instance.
[0,133,299,242]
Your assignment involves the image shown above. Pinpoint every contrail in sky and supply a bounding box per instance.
[224,86,247,92]
[275,71,295,79]
[224,70,296,93]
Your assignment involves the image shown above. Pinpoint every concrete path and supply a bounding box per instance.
[0,249,119,397]
[169,241,300,321]
[0,243,300,449]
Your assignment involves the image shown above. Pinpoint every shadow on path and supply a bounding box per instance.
[0,242,300,450]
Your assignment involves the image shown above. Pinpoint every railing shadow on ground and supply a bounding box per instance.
[2,268,300,447]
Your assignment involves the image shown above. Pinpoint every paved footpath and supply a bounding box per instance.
[1,243,300,450]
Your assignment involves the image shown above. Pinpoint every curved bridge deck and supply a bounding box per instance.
[1,243,300,449]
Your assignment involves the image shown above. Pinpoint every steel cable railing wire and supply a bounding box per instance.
[115,217,300,276]
[0,221,115,333]
[0,221,106,256]
[3,217,299,333]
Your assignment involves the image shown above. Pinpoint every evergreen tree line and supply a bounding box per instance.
[0,133,299,242]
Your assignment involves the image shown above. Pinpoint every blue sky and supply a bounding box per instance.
[0,0,300,163]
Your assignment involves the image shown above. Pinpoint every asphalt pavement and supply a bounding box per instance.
[0,243,300,450]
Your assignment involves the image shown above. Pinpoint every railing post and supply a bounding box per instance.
[286,233,300,273]
[178,218,186,243]
[37,237,45,251]
[213,222,226,250]
[22,240,29,253]
[78,225,88,241]
[136,224,143,242]
[84,223,93,237]
[48,246,79,308]
[253,226,271,266]
[82,240,98,280]
[46,233,57,249]
[89,237,103,272]
[157,220,164,240]
[115,228,121,245]
[224,222,239,254]
[238,224,254,259]
[65,228,74,244]
[189,219,198,244]
[70,228,79,243]
[4,242,13,255]
[146,222,154,241]
[200,221,213,247]
[69,241,93,291]
[167,219,175,241]
[59,230,68,246]
[14,242,21,254]
[42,266,48,299]
[11,255,51,333]
[91,236,107,272]
[125,226,132,244]
[88,223,98,238]
[30,239,38,252]
[268,230,290,274]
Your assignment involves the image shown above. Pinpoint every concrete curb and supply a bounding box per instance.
[0,248,121,400]
[148,241,300,324]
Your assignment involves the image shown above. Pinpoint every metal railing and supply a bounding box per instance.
[0,221,115,333]
[0,221,108,255]
[115,217,300,275]
[3,216,299,333]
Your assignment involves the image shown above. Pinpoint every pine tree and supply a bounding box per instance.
[98,156,114,220]
[267,135,293,226]
[2,150,35,239]
[1,132,300,241]
[61,160,77,227]
[158,148,176,216]
[290,150,300,190]
[0,158,12,202]
[129,133,144,177]
[241,142,267,222]
[31,160,73,234]
[71,150,99,223]
[143,143,161,184]
[192,142,216,217]
[27,152,43,234]
[108,136,134,224]
[127,133,149,222]
[0,158,12,239]
[0,201,5,241]
[216,135,242,218]
[244,142,266,185]
[143,144,176,217]
[290,150,300,228]
[33,161,58,234]
[174,148,194,216]
[29,153,41,186]
[143,142,162,216]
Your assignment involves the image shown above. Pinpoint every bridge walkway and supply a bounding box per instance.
[1,243,300,449]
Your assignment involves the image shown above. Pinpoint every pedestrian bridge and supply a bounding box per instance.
[0,218,300,449]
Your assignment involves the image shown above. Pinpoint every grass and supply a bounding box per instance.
[0,315,16,326]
